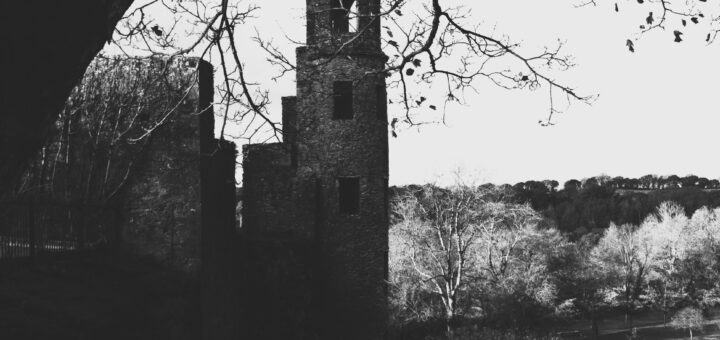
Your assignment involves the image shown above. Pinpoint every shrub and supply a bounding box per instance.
[670,306,704,339]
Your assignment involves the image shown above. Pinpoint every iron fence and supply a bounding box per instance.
[0,200,120,261]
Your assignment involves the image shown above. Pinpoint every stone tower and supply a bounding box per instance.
[240,0,389,338]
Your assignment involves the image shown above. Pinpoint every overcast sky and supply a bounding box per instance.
[116,0,720,186]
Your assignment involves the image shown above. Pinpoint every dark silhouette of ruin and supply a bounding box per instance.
[2,0,389,338]
[0,57,222,272]
[233,0,390,338]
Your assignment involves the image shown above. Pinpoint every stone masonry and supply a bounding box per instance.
[240,0,390,338]
[123,58,218,273]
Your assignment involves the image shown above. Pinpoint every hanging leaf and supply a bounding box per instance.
[388,40,398,48]
[429,105,437,110]
[674,30,683,42]
[646,12,654,25]
[405,68,415,76]
[626,39,635,52]
[615,3,619,12]
[691,17,699,24]
[151,25,163,36]
[386,30,393,38]
[412,59,422,67]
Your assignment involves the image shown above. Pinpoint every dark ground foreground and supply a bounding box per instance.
[2,251,719,340]
[0,250,200,340]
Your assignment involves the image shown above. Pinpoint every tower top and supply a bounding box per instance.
[305,0,382,53]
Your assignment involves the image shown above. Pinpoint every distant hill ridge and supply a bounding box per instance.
[390,174,720,237]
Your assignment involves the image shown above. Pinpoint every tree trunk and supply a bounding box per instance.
[625,298,634,328]
[591,316,599,340]
[445,305,454,339]
[624,285,631,327]
[662,285,668,325]
[624,312,627,326]
[445,309,453,340]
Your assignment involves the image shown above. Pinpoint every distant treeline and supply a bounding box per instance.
[391,174,720,236]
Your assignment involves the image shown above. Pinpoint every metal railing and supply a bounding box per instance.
[0,200,120,261]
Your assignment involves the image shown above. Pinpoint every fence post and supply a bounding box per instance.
[28,200,36,261]
[113,206,122,253]
[79,205,86,250]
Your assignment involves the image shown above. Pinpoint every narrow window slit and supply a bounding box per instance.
[338,177,360,214]
[376,85,387,121]
[349,0,359,33]
[333,81,354,119]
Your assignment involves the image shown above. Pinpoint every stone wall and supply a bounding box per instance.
[200,140,240,340]
[295,4,390,335]
[123,58,215,273]
[238,236,318,339]
[239,0,390,338]
[6,57,219,273]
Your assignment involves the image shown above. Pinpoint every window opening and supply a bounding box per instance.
[330,0,358,33]
[376,85,387,121]
[333,81,354,119]
[338,177,360,214]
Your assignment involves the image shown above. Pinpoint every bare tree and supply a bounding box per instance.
[14,57,202,206]
[577,0,720,50]
[1,0,596,197]
[592,223,651,327]
[109,0,592,145]
[281,0,593,127]
[390,183,489,336]
[389,178,550,336]
[0,0,135,198]
[111,0,277,143]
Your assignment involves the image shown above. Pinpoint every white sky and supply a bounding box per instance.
[114,0,720,186]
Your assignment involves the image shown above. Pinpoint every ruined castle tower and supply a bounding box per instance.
[240,0,388,338]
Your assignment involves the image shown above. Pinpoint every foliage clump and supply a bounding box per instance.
[670,307,704,339]
[389,177,720,338]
